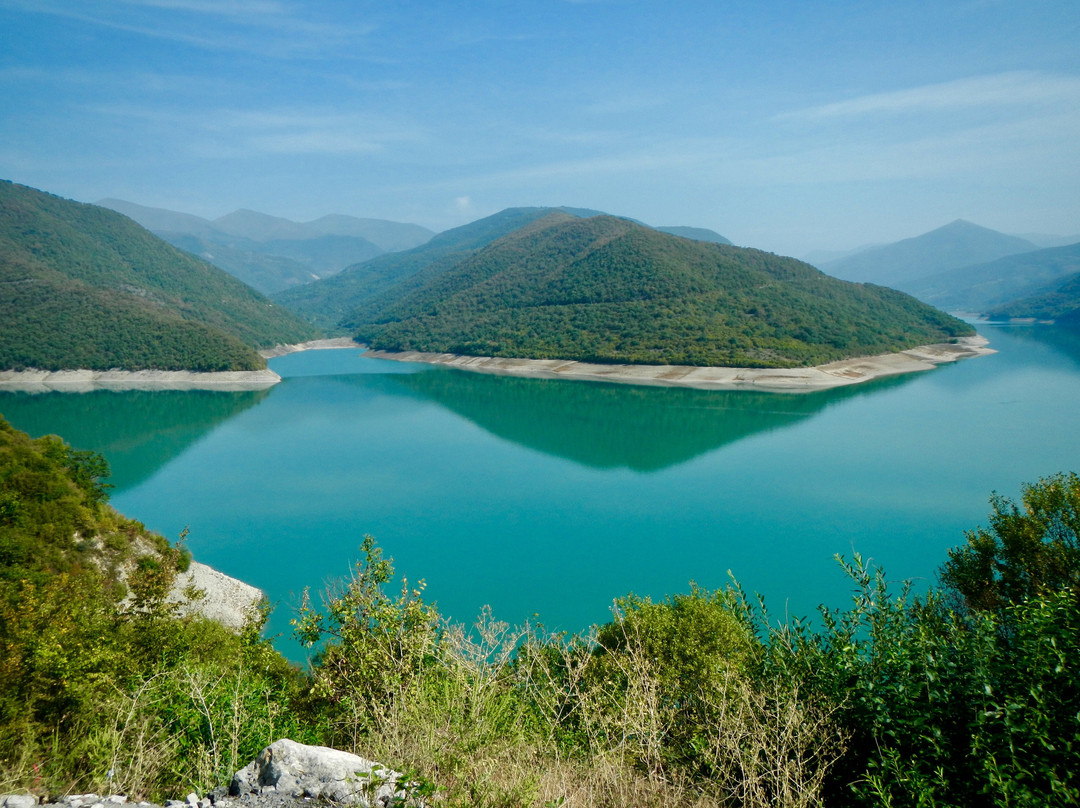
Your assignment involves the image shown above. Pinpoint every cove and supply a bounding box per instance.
[2,323,1079,660]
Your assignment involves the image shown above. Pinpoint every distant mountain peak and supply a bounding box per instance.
[821,220,1038,287]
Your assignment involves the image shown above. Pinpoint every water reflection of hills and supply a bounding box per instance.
[0,388,269,492]
[385,368,911,472]
[992,323,1080,370]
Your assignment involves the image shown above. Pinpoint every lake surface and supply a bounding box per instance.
[3,323,1079,658]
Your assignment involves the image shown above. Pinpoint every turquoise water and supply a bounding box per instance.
[2,323,1079,659]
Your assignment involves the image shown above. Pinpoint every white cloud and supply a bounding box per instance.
[0,0,375,56]
[781,71,1080,121]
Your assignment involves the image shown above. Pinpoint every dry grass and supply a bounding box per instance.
[324,610,845,808]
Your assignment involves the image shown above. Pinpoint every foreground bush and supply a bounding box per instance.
[2,414,1077,807]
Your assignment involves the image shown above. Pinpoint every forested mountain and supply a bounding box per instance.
[275,206,600,330]
[349,212,974,368]
[985,270,1080,325]
[905,242,1080,313]
[155,233,323,294]
[819,220,1037,288]
[97,199,435,294]
[0,180,318,371]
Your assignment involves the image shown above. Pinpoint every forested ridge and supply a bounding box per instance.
[986,269,1080,325]
[348,213,974,368]
[275,206,592,331]
[3,411,1078,807]
[0,181,319,371]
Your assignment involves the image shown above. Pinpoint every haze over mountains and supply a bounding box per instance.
[811,219,1080,323]
[6,176,1077,376]
[98,198,436,295]
[817,220,1039,287]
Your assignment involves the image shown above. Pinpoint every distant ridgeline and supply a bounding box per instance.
[279,209,974,369]
[0,181,319,372]
[814,219,1080,324]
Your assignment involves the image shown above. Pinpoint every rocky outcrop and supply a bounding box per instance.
[0,740,416,808]
[230,740,411,806]
[167,562,263,631]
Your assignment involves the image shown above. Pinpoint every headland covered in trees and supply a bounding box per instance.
[0,181,318,383]
[283,211,979,380]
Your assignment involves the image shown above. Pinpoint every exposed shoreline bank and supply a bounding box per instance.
[0,367,282,393]
[258,337,363,358]
[0,339,363,393]
[364,336,995,392]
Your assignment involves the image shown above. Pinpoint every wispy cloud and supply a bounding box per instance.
[0,0,375,57]
[113,0,289,17]
[82,103,425,158]
[781,71,1080,120]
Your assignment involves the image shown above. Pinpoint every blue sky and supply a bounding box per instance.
[1,0,1078,256]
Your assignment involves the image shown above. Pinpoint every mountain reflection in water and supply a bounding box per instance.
[380,367,914,472]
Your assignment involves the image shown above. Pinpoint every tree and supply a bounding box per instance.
[940,472,1080,611]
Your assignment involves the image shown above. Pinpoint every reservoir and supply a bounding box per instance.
[2,322,1078,657]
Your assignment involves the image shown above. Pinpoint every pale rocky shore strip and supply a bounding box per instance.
[0,368,282,393]
[365,335,994,392]
[258,337,363,358]
[0,339,363,393]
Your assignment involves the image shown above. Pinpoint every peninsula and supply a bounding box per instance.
[290,210,979,373]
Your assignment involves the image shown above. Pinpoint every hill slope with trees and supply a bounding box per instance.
[905,241,1080,314]
[348,213,975,368]
[985,270,1080,325]
[274,206,598,330]
[99,199,435,294]
[0,181,319,371]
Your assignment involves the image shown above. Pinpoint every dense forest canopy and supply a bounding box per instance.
[347,213,975,368]
[0,180,319,371]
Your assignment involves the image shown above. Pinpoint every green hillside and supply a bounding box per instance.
[986,270,1080,325]
[98,199,401,295]
[351,213,974,368]
[907,242,1080,313]
[275,206,592,331]
[0,181,319,371]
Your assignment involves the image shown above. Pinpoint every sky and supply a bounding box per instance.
[1,0,1078,258]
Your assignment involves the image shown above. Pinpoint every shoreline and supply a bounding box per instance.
[364,335,994,392]
[0,367,282,393]
[258,337,363,358]
[0,339,363,393]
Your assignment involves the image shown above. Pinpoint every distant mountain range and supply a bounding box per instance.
[1,181,318,372]
[97,199,436,295]
[906,243,1080,314]
[813,220,1080,324]
[276,207,973,368]
[985,269,1080,325]
[817,220,1038,287]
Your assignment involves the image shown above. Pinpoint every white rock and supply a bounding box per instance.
[3,796,39,808]
[231,739,408,806]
